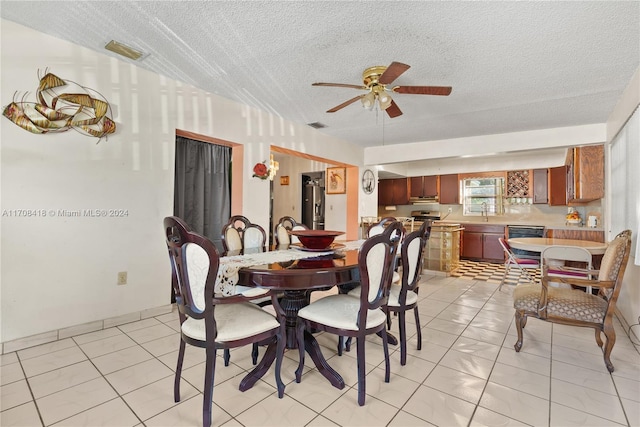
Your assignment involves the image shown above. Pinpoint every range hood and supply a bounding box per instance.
[410,196,439,204]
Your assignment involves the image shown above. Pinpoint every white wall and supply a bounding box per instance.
[0,20,365,343]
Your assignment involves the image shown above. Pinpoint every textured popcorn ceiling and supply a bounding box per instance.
[1,1,638,148]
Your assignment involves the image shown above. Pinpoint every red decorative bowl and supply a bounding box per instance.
[289,230,344,250]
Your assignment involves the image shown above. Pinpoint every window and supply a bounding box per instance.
[462,177,505,216]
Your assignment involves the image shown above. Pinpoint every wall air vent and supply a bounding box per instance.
[105,40,144,60]
[307,122,327,129]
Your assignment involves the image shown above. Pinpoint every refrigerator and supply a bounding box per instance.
[302,182,325,230]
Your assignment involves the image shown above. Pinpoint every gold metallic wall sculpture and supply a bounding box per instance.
[2,70,116,141]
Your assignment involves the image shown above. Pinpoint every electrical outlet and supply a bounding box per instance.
[447,207,453,213]
[117,271,128,285]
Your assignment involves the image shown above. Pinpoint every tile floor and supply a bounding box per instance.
[2,267,639,426]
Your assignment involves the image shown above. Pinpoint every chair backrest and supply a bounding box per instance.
[398,226,427,302]
[367,217,398,237]
[274,216,308,245]
[358,221,403,320]
[598,230,632,304]
[541,245,592,277]
[165,216,219,338]
[221,215,266,253]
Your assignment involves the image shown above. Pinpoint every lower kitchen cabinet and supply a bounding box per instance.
[461,224,505,262]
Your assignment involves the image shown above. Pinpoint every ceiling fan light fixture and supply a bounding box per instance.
[361,91,376,109]
[378,91,392,110]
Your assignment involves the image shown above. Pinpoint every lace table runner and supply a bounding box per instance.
[215,243,364,295]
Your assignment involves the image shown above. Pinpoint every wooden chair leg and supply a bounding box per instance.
[337,336,343,356]
[202,347,217,427]
[174,339,186,402]
[356,336,366,406]
[595,328,604,348]
[602,324,617,373]
[398,311,408,366]
[223,349,230,366]
[514,311,524,352]
[413,307,422,351]
[381,328,390,383]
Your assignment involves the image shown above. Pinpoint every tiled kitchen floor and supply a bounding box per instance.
[2,270,639,426]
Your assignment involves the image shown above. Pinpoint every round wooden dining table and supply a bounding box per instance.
[236,246,363,392]
[507,237,607,255]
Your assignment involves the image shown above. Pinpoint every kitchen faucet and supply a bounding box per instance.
[481,202,489,222]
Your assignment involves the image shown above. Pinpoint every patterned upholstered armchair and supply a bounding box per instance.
[512,230,632,372]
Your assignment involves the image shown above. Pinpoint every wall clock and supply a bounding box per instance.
[362,169,375,194]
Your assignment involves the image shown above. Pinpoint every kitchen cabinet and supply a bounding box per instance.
[378,178,409,205]
[461,224,505,262]
[506,170,532,197]
[566,145,604,203]
[532,168,548,204]
[438,174,460,204]
[410,175,438,198]
[548,165,568,206]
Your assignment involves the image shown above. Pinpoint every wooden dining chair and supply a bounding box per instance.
[274,216,308,246]
[513,230,632,372]
[220,215,271,365]
[345,221,429,365]
[294,221,403,406]
[221,215,267,253]
[164,216,286,427]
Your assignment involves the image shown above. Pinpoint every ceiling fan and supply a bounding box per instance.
[312,61,452,118]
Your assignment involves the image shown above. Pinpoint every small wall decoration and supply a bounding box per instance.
[280,176,290,185]
[2,69,116,142]
[326,167,346,194]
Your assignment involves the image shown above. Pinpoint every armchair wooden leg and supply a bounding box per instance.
[223,349,230,366]
[514,311,525,352]
[602,324,616,373]
[595,329,604,348]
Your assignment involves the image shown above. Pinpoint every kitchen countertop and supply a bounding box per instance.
[435,219,603,231]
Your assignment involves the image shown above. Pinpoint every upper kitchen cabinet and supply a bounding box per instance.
[378,178,410,205]
[410,175,439,198]
[506,170,532,198]
[532,168,548,204]
[439,174,460,204]
[548,165,568,206]
[566,144,604,203]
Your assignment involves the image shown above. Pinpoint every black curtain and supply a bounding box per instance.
[174,136,231,252]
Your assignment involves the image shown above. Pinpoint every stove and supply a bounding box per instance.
[410,210,442,222]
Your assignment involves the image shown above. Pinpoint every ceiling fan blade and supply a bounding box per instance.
[379,62,411,85]
[385,100,403,118]
[327,95,363,113]
[313,82,366,90]
[393,85,452,96]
